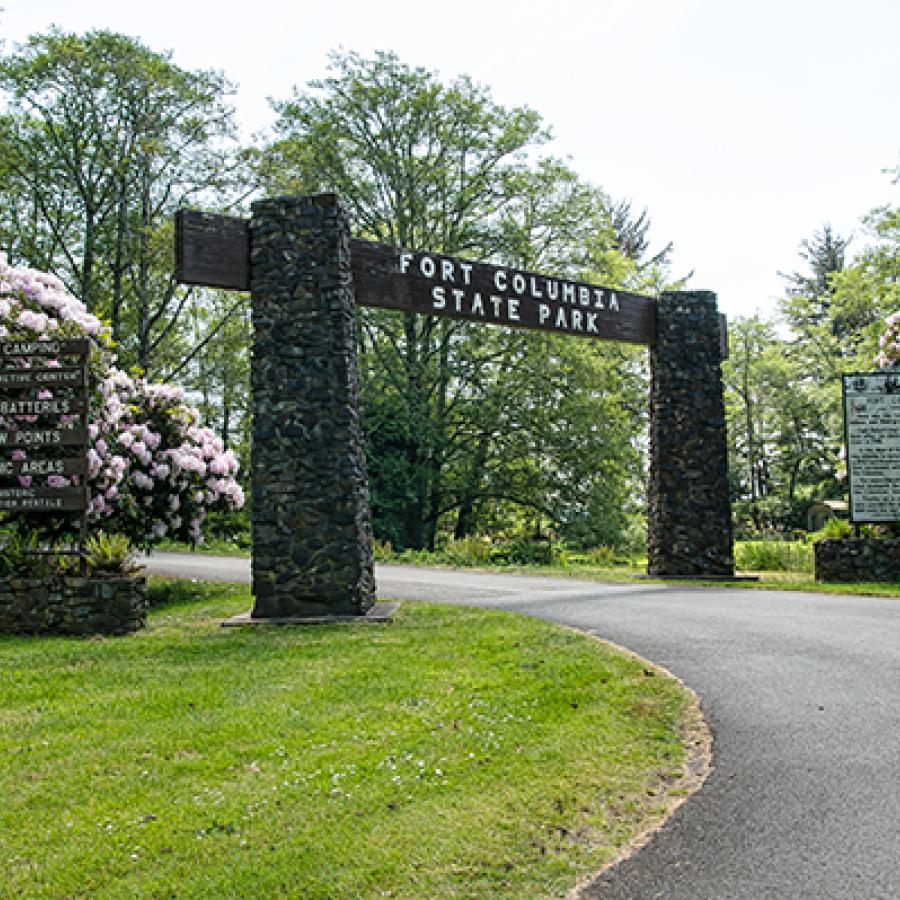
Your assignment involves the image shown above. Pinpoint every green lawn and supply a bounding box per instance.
[0,580,699,899]
[521,564,900,598]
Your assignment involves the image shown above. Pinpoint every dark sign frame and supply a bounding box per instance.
[0,338,91,556]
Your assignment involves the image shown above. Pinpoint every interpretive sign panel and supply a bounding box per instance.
[842,371,900,523]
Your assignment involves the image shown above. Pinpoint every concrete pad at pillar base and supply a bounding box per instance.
[221,602,400,627]
[640,574,759,582]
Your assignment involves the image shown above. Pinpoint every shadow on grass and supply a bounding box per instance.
[147,576,246,611]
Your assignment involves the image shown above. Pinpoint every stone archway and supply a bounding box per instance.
[177,193,734,619]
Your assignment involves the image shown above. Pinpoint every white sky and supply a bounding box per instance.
[1,0,897,319]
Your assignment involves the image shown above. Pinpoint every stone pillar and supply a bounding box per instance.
[250,194,376,617]
[648,291,734,577]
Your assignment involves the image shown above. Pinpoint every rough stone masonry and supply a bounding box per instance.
[246,194,734,617]
[249,195,376,617]
[648,292,734,577]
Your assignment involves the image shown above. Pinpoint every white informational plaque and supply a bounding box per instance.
[842,371,900,523]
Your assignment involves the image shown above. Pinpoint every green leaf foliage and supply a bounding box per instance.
[257,50,662,551]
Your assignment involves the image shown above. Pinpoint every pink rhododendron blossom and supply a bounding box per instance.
[132,471,154,491]
[0,256,244,548]
[875,312,900,369]
[87,448,102,477]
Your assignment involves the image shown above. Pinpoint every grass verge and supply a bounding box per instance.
[155,543,899,598]
[1,580,699,899]
[508,564,900,598]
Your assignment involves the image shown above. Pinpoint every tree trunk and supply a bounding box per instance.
[402,313,426,549]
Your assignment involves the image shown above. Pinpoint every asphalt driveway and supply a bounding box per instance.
[144,554,900,899]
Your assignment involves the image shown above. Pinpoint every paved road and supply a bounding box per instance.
[144,553,900,899]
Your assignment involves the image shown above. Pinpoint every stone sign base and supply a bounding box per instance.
[814,538,900,583]
[0,576,147,636]
[222,601,400,628]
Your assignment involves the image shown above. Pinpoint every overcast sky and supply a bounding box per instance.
[2,0,897,319]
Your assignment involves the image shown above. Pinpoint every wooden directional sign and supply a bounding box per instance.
[0,486,87,512]
[0,338,89,358]
[0,457,87,477]
[0,426,88,448]
[0,397,87,416]
[0,367,86,388]
[0,338,90,519]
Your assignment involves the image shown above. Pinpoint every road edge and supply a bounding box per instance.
[565,631,714,899]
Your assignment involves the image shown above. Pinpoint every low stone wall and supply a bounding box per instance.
[0,576,148,636]
[814,538,900,583]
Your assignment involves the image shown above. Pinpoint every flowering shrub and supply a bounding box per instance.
[0,253,244,548]
[0,258,105,340]
[875,312,900,369]
[88,372,244,546]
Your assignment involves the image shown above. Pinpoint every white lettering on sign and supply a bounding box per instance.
[0,399,72,415]
[0,370,80,386]
[0,459,66,476]
[0,341,62,355]
[406,251,628,336]
[0,429,65,446]
[430,287,526,324]
[0,496,65,510]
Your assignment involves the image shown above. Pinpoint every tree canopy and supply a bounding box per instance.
[256,50,660,550]
[2,30,895,549]
[0,29,244,375]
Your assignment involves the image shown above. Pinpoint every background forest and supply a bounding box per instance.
[1,30,896,552]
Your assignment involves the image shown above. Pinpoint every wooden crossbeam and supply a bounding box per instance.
[176,208,728,355]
